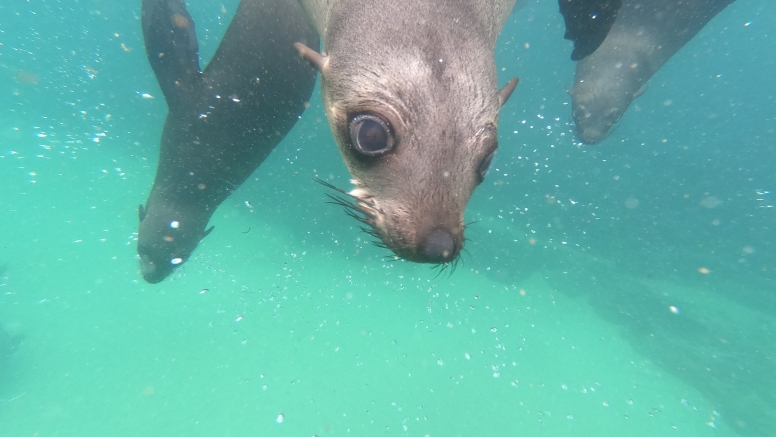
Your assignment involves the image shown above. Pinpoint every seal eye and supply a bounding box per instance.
[349,114,393,156]
[477,149,496,183]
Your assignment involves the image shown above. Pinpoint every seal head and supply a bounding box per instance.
[569,48,648,144]
[297,0,517,264]
[138,200,213,284]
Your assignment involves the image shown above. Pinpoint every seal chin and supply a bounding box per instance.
[139,257,167,284]
[576,124,609,144]
[138,245,178,284]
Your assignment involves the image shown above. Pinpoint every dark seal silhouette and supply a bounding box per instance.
[138,0,318,283]
[568,0,735,143]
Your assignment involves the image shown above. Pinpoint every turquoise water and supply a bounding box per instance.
[1,0,774,436]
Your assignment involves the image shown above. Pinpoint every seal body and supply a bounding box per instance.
[295,0,518,264]
[569,0,734,143]
[138,0,318,283]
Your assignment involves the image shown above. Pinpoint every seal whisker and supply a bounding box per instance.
[369,240,388,250]
[324,194,377,222]
[359,226,380,238]
[451,256,461,274]
[342,208,370,223]
[314,178,357,199]
[430,262,450,279]
[324,193,359,210]
[317,180,385,240]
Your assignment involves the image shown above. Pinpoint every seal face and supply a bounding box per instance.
[297,0,518,265]
[569,48,647,144]
[138,202,212,284]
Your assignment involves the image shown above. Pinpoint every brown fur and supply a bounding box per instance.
[297,0,517,263]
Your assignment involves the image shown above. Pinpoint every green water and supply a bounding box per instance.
[1,0,774,436]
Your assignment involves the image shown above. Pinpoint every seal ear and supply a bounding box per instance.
[203,226,214,237]
[498,77,519,107]
[138,204,147,222]
[293,42,327,72]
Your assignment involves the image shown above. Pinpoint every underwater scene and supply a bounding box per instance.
[1,0,775,436]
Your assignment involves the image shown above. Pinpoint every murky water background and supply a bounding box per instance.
[1,0,774,436]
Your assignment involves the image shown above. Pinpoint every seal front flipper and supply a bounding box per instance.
[141,0,202,110]
[558,0,622,61]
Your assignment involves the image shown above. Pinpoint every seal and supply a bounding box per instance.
[558,0,622,61]
[568,0,735,143]
[138,0,318,283]
[294,0,519,265]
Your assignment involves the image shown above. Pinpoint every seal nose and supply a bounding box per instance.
[421,228,457,263]
[139,257,164,284]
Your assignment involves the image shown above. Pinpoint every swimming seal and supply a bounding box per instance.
[138,0,318,283]
[568,0,735,143]
[294,0,519,264]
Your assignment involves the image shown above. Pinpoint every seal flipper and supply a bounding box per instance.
[558,0,622,61]
[141,0,202,111]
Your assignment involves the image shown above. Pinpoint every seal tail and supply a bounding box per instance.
[141,0,203,111]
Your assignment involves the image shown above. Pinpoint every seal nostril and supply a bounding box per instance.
[422,228,456,263]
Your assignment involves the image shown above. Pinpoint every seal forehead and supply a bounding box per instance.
[325,46,498,134]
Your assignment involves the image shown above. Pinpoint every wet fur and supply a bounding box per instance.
[298,0,517,262]
[570,0,735,143]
